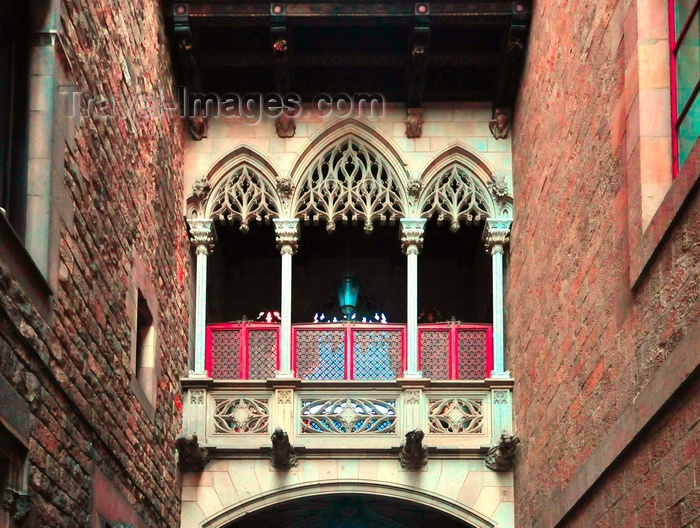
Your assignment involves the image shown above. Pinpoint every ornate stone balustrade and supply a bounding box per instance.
[181,378,513,453]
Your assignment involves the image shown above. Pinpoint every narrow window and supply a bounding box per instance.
[670,0,700,172]
[135,290,156,405]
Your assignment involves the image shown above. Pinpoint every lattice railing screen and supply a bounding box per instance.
[457,329,487,380]
[211,329,241,379]
[248,330,277,379]
[353,330,402,380]
[296,330,346,380]
[420,330,449,380]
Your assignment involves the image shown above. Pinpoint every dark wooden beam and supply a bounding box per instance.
[172,3,204,94]
[493,1,530,110]
[270,3,292,94]
[170,2,513,21]
[406,3,430,108]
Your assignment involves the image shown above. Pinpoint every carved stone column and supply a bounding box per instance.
[483,219,512,378]
[400,219,427,378]
[188,218,216,376]
[274,219,300,378]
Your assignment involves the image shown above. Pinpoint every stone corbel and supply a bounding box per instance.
[489,108,511,140]
[485,432,520,471]
[399,429,428,470]
[275,110,296,138]
[405,108,423,138]
[270,427,298,470]
[175,433,211,472]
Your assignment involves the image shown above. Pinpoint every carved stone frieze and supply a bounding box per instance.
[274,218,300,255]
[399,429,428,470]
[270,427,298,470]
[400,218,427,255]
[277,389,293,405]
[175,433,211,472]
[404,389,421,404]
[489,108,510,140]
[483,218,512,254]
[485,432,520,472]
[405,108,423,138]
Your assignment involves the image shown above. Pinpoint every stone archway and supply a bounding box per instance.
[198,481,499,528]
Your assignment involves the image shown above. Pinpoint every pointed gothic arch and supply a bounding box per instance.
[186,145,284,232]
[288,118,411,234]
[201,481,497,528]
[416,145,513,230]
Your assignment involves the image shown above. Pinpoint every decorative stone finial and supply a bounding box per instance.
[270,427,298,470]
[399,429,428,470]
[485,433,520,471]
[488,172,509,202]
[405,108,423,138]
[192,176,211,200]
[175,433,211,472]
[489,108,510,140]
[275,110,296,138]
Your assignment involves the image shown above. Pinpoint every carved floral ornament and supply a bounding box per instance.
[186,132,513,247]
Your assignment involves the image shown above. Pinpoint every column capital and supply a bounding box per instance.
[188,218,216,255]
[483,218,512,255]
[400,218,427,255]
[274,218,300,255]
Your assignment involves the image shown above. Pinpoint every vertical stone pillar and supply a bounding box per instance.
[274,219,300,378]
[188,218,215,377]
[400,219,427,378]
[483,219,512,378]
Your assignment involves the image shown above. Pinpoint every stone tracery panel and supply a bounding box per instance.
[207,165,280,231]
[420,164,494,232]
[294,138,405,233]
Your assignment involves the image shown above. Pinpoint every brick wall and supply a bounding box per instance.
[510,0,700,526]
[0,1,188,527]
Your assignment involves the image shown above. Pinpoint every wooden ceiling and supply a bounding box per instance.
[164,1,530,109]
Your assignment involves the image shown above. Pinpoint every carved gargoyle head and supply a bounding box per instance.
[405,109,423,139]
[275,110,296,138]
[277,178,294,198]
[188,111,208,141]
[489,108,510,140]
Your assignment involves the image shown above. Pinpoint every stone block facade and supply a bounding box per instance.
[0,1,188,527]
[509,0,700,526]
[181,458,514,528]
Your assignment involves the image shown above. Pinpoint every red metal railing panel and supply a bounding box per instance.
[206,322,279,380]
[418,323,494,380]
